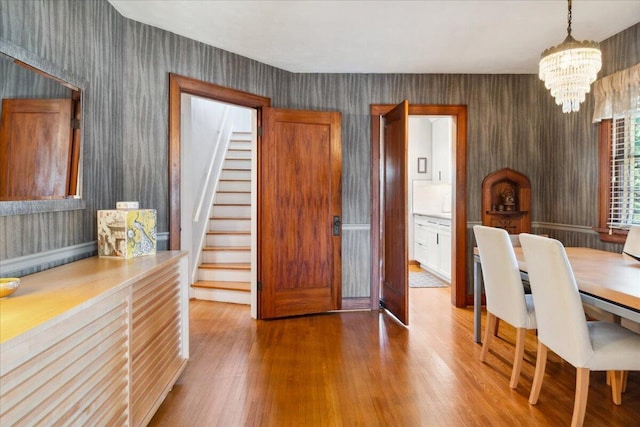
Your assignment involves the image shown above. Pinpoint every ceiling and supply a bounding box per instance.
[108,0,640,74]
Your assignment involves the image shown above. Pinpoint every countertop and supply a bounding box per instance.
[414,212,452,220]
[0,251,186,344]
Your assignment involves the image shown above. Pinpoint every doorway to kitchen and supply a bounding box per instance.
[408,116,454,288]
[371,103,468,325]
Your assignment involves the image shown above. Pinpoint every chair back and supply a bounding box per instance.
[623,225,640,259]
[473,226,530,328]
[519,234,593,367]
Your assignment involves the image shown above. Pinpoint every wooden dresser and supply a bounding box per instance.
[0,251,189,426]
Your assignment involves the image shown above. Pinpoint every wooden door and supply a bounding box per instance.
[0,98,73,200]
[380,100,409,324]
[259,108,342,319]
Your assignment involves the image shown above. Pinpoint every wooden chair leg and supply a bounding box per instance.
[622,371,628,393]
[493,318,500,336]
[510,327,526,389]
[606,370,611,386]
[529,341,548,405]
[610,370,623,405]
[480,312,496,362]
[571,368,590,427]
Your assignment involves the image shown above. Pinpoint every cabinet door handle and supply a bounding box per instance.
[437,233,439,245]
[439,171,442,181]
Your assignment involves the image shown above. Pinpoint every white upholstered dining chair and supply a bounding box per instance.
[473,225,536,389]
[519,233,640,427]
[623,225,640,259]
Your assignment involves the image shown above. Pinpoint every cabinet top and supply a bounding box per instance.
[0,251,186,344]
[414,212,451,221]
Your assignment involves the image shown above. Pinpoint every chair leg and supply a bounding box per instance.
[571,368,590,427]
[480,312,496,362]
[529,341,548,405]
[493,318,500,336]
[610,371,623,405]
[510,327,526,389]
[622,371,628,393]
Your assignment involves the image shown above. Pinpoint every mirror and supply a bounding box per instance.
[0,39,85,215]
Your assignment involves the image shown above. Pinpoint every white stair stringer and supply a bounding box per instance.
[193,131,253,305]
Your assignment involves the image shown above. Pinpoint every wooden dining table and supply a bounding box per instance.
[473,246,640,343]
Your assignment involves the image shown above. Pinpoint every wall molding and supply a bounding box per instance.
[342,224,370,231]
[1,241,97,277]
[1,232,169,277]
[466,221,597,235]
[532,221,597,234]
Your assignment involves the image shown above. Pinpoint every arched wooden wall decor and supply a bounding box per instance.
[481,168,531,234]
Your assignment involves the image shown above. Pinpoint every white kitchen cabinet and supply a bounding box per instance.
[414,214,451,281]
[431,118,452,183]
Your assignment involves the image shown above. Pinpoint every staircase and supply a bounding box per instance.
[192,131,253,305]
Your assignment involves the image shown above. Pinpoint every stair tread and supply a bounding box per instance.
[200,263,250,270]
[207,230,250,235]
[210,216,251,220]
[203,246,250,251]
[192,280,250,292]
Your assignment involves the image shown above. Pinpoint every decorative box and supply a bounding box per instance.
[97,209,157,258]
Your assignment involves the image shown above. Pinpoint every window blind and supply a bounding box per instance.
[608,110,640,228]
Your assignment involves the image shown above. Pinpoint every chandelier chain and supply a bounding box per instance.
[567,0,573,37]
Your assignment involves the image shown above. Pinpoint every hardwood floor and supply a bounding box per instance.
[149,288,639,426]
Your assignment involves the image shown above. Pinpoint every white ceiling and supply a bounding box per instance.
[108,0,640,74]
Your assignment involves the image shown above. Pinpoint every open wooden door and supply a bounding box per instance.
[0,98,74,200]
[380,100,409,324]
[259,108,342,319]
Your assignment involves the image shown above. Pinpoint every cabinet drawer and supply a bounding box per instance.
[414,223,429,243]
[415,241,428,264]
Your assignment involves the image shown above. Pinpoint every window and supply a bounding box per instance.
[593,63,640,243]
[609,113,640,227]
[596,112,640,242]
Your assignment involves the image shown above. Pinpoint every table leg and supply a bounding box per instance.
[473,256,482,343]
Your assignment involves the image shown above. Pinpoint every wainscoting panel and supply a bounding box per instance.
[342,226,371,298]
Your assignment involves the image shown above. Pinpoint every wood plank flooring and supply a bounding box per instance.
[149,288,639,426]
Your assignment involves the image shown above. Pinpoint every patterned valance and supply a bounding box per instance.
[592,63,640,123]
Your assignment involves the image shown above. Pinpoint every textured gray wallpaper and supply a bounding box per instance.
[0,0,123,265]
[0,0,637,298]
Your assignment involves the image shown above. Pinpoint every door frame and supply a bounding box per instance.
[168,75,271,318]
[168,74,271,250]
[371,104,468,308]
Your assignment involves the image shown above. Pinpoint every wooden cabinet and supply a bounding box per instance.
[481,168,531,234]
[0,252,189,427]
[414,214,451,281]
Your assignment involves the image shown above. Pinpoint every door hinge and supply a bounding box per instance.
[70,118,80,130]
[257,281,262,291]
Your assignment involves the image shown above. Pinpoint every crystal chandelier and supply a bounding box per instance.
[539,0,601,113]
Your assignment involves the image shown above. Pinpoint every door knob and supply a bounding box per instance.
[333,216,341,236]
